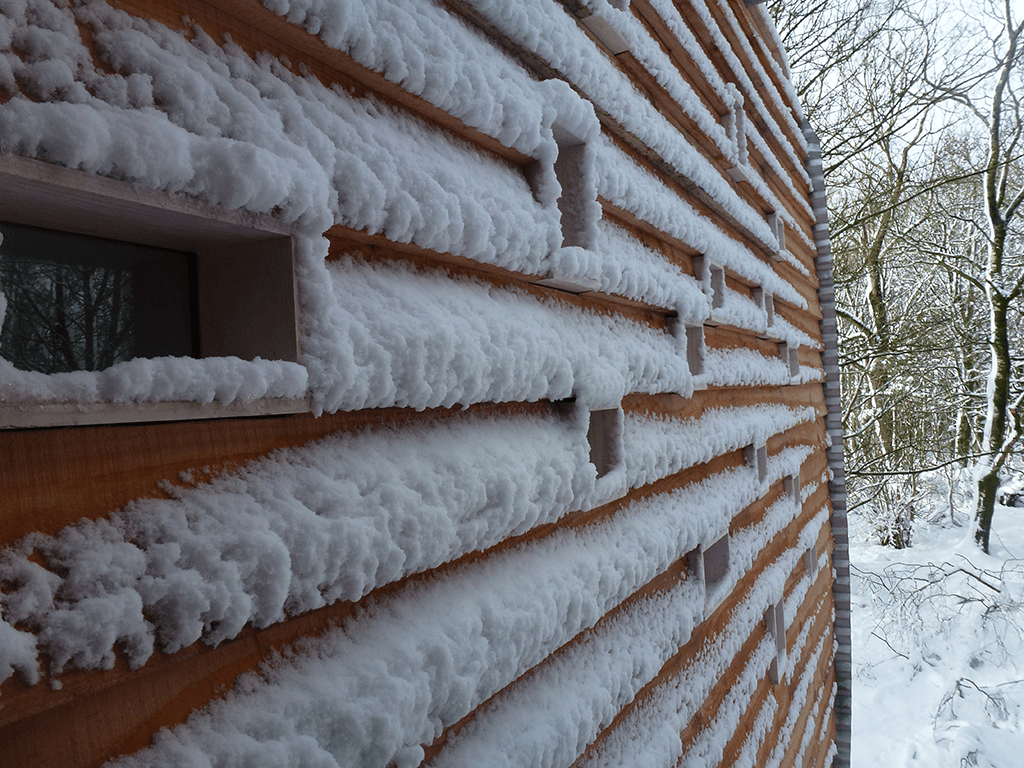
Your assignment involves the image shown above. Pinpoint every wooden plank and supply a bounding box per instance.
[799,347,825,371]
[0,443,808,768]
[613,50,728,167]
[600,198,703,261]
[601,208,698,277]
[788,238,820,278]
[105,0,532,168]
[745,141,817,240]
[715,668,775,768]
[0,554,432,767]
[735,549,836,768]
[775,300,825,344]
[811,707,839,768]
[632,0,808,195]
[622,382,829,420]
[327,227,673,327]
[0,400,548,545]
[774,269,824,320]
[628,0,816,228]
[755,567,836,768]
[681,547,833,766]
[732,0,801,118]
[440,0,782,262]
[676,605,771,758]
[705,324,788,356]
[603,127,779,259]
[778,629,836,768]
[693,0,806,168]
[730,478,787,534]
[601,191,821,325]
[630,0,730,116]
[724,272,756,299]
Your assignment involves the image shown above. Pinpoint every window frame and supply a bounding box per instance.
[0,154,308,429]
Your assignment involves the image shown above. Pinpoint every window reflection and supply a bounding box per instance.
[1,256,135,373]
[0,223,197,374]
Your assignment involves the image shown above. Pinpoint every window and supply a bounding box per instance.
[784,472,801,511]
[0,153,302,428]
[587,407,622,479]
[754,287,776,340]
[527,121,600,294]
[551,127,593,251]
[702,534,732,612]
[694,256,726,325]
[0,223,197,374]
[685,324,706,378]
[689,534,732,616]
[767,211,786,258]
[709,263,726,311]
[803,544,818,574]
[779,342,800,380]
[745,443,768,483]
[724,96,749,181]
[765,599,787,683]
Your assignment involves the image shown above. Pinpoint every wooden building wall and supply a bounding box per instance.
[0,0,847,766]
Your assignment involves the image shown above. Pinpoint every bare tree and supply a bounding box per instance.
[951,1,1024,552]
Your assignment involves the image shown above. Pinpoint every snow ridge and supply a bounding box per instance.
[580,503,829,767]
[101,453,815,767]
[0,404,814,686]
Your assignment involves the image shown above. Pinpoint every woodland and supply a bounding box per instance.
[770,0,1024,552]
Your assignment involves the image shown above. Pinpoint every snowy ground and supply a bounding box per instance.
[850,503,1024,767]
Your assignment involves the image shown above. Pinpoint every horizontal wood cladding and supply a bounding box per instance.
[572,455,834,766]
[775,299,825,343]
[0,2,839,767]
[628,0,808,200]
[0,416,830,768]
[0,400,547,544]
[606,45,808,239]
[420,554,695,764]
[105,0,532,168]
[618,0,813,221]
[749,583,837,768]
[705,325,789,354]
[689,0,806,172]
[680,543,835,766]
[0,386,825,548]
[600,199,702,261]
[325,227,672,328]
[628,0,730,117]
[441,0,797,264]
[99,0,818,305]
[623,382,829,420]
[601,128,782,266]
[598,196,821,325]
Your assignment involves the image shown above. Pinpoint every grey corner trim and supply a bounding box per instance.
[802,121,852,768]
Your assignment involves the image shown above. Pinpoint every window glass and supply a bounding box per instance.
[0,222,197,373]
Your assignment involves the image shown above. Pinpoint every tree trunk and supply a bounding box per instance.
[975,292,1011,552]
